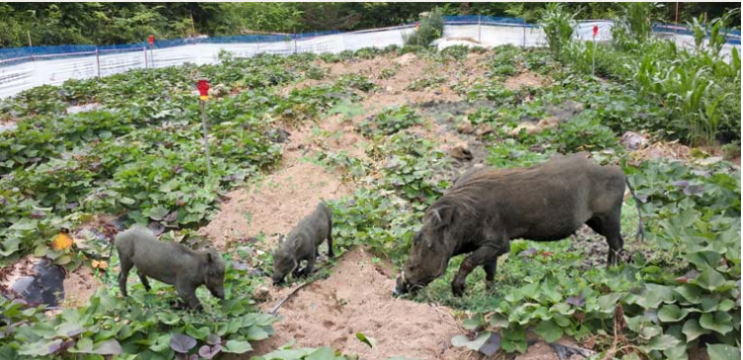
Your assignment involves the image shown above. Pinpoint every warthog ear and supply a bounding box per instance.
[206,249,222,264]
[430,206,455,230]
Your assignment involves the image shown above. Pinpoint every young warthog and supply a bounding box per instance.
[115,226,226,310]
[272,202,334,285]
[395,153,643,297]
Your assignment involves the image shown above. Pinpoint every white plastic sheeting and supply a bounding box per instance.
[0,22,739,99]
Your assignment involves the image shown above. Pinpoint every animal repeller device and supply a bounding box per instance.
[197,78,212,177]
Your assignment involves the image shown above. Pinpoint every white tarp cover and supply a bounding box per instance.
[0,22,739,99]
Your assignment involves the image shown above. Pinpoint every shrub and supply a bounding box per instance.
[404,8,444,47]
[305,65,326,80]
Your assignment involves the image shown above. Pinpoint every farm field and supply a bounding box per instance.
[0,10,741,360]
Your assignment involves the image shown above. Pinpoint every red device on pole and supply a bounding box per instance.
[148,35,155,46]
[197,78,212,177]
[197,79,210,101]
[592,25,599,38]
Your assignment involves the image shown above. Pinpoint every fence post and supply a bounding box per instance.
[27,31,34,61]
[149,46,154,69]
[522,18,527,48]
[95,49,101,77]
[143,47,148,69]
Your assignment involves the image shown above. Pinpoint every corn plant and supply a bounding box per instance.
[540,3,576,59]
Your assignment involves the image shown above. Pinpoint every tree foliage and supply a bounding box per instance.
[0,2,739,47]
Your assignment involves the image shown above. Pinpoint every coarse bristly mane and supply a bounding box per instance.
[425,165,541,224]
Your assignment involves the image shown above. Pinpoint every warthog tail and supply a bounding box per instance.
[625,177,645,242]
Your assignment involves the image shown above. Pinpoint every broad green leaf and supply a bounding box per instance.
[246,326,269,341]
[699,311,734,335]
[489,313,509,328]
[692,269,727,291]
[637,284,673,309]
[185,325,210,340]
[149,334,171,353]
[597,293,623,313]
[222,340,253,354]
[674,284,703,304]
[644,334,681,352]
[70,338,93,353]
[91,339,123,355]
[18,339,58,356]
[9,218,39,231]
[707,344,741,360]
[0,346,18,360]
[307,346,339,360]
[157,312,180,325]
[534,320,563,343]
[664,344,688,360]
[658,304,689,322]
[452,333,488,350]
[463,314,483,330]
[148,206,170,221]
[682,318,710,342]
[501,327,527,354]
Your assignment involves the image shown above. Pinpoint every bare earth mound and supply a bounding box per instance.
[201,160,352,250]
[505,71,547,90]
[247,249,465,360]
[201,121,357,250]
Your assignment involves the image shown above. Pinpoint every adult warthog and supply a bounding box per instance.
[395,153,643,297]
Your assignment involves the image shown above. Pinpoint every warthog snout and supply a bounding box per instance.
[393,272,422,296]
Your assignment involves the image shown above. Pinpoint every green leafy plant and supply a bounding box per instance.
[337,74,378,93]
[0,259,274,359]
[305,65,326,80]
[380,67,399,80]
[403,8,444,47]
[540,3,576,59]
[439,45,469,63]
[405,76,447,91]
[358,106,423,137]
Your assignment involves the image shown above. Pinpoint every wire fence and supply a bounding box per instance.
[0,15,739,99]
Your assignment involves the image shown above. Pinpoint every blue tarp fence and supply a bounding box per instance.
[1,15,740,62]
[0,30,341,62]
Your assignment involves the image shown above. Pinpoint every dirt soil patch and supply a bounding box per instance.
[245,248,466,360]
[629,139,691,161]
[200,155,353,251]
[62,265,102,308]
[505,71,548,90]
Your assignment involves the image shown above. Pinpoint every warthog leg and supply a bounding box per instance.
[176,277,202,310]
[586,210,624,267]
[118,256,134,297]
[483,261,497,289]
[452,244,505,297]
[137,271,152,292]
